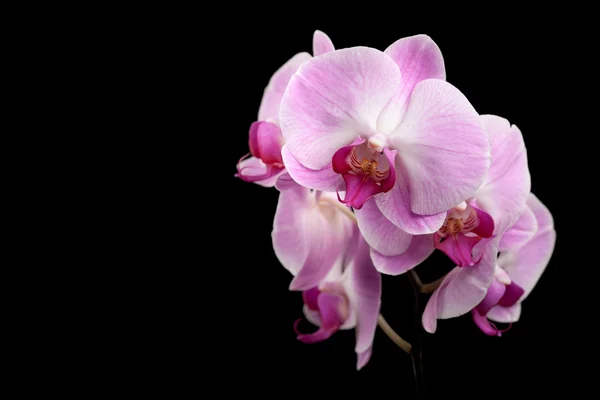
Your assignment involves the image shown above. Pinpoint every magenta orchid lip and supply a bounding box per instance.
[235,30,556,372]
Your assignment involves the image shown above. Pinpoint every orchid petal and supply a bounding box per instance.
[375,159,446,235]
[343,232,381,365]
[500,193,556,300]
[302,287,320,311]
[355,199,412,256]
[475,279,506,315]
[356,347,373,371]
[256,122,284,164]
[280,145,343,192]
[280,47,402,170]
[369,234,435,275]
[272,184,352,282]
[472,206,495,238]
[258,52,312,122]
[249,121,260,158]
[377,35,446,133]
[290,209,353,291]
[317,292,347,329]
[497,282,525,307]
[422,236,499,333]
[474,115,531,234]
[312,30,335,56]
[498,203,538,252]
[389,79,490,215]
[486,303,522,324]
[422,267,460,333]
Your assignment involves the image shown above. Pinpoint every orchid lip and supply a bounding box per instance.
[293,287,350,344]
[235,152,284,183]
[236,120,286,183]
[332,143,396,209]
[434,203,495,267]
[472,310,514,337]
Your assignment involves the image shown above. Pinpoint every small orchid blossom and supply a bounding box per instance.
[421,115,533,332]
[279,35,490,237]
[235,31,335,187]
[471,193,556,336]
[272,182,381,369]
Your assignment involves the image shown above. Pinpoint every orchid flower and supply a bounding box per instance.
[295,228,381,370]
[279,35,490,237]
[421,115,532,332]
[235,31,335,187]
[471,193,556,336]
[360,114,531,275]
[272,182,381,369]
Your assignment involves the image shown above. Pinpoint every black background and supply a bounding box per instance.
[197,27,588,398]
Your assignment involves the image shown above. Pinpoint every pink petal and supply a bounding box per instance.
[249,121,260,158]
[472,206,495,238]
[280,47,402,170]
[302,287,320,311]
[369,233,435,275]
[256,122,284,164]
[487,303,522,324]
[318,292,347,329]
[343,233,382,362]
[497,282,525,307]
[280,146,343,192]
[355,199,412,256]
[312,30,335,56]
[274,172,296,191]
[289,209,354,291]
[272,184,353,279]
[377,35,446,133]
[236,156,283,187]
[389,79,490,215]
[356,347,373,371]
[474,115,531,234]
[500,193,556,300]
[498,204,538,252]
[258,52,312,122]
[422,267,459,333]
[475,279,506,315]
[375,159,446,235]
[331,143,356,174]
[422,236,499,333]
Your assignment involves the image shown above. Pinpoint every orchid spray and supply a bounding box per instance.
[235,30,556,390]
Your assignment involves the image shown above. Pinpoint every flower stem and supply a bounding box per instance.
[409,270,445,294]
[407,271,427,399]
[377,314,412,354]
[421,276,445,294]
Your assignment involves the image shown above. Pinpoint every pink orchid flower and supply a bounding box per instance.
[421,115,533,332]
[271,182,381,370]
[360,114,531,275]
[471,193,556,336]
[279,35,490,237]
[235,31,335,187]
